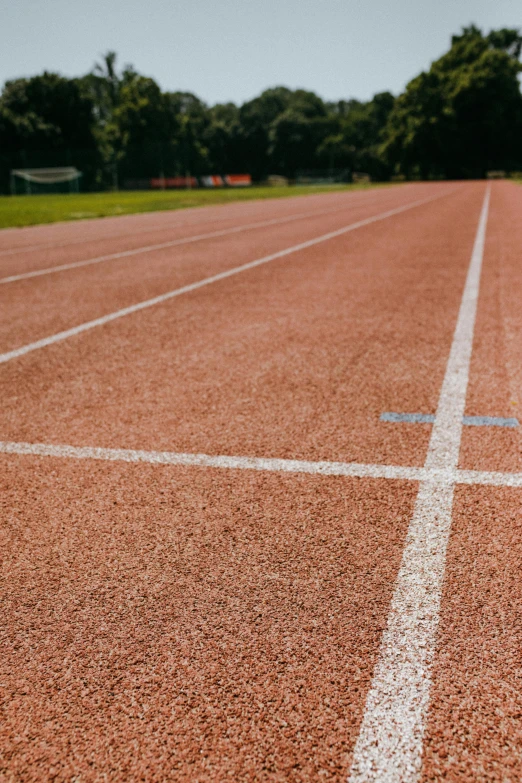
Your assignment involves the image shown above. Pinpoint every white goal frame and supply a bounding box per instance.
[10,167,82,195]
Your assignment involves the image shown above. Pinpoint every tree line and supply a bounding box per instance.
[1,25,521,193]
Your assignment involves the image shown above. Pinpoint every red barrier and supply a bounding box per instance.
[224,174,252,187]
[150,174,251,189]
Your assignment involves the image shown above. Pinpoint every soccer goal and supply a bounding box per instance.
[10,167,82,195]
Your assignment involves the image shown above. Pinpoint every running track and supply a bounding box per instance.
[1,182,521,781]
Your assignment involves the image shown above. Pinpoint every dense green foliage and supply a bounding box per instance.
[1,25,521,192]
[382,26,522,179]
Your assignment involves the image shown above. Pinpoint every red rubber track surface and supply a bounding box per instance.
[1,188,390,254]
[0,458,415,781]
[0,186,419,278]
[1,182,521,781]
[460,182,522,474]
[421,485,522,782]
[2,184,476,467]
[0,184,444,351]
[419,181,522,781]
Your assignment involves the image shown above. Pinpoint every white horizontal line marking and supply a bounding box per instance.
[0,440,520,486]
[0,191,449,366]
[454,468,522,487]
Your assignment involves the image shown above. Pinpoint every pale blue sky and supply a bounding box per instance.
[2,0,521,104]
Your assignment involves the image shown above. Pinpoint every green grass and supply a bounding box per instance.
[0,183,392,229]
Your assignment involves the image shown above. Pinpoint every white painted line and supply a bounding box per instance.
[456,468,522,487]
[425,188,490,472]
[0,192,448,366]
[0,214,300,259]
[348,186,491,783]
[0,440,426,479]
[0,439,520,487]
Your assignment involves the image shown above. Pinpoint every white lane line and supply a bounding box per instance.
[424,188,489,471]
[0,186,415,276]
[0,192,448,366]
[0,439,521,487]
[348,186,491,783]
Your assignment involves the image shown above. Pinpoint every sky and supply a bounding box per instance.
[2,0,521,105]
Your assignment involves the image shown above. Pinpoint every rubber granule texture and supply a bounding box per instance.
[0,457,416,781]
[421,485,522,782]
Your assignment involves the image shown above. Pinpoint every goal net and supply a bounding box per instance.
[10,167,82,195]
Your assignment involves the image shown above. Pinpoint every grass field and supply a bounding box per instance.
[0,183,390,229]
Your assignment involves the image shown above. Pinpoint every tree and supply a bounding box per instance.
[237,88,332,178]
[114,76,181,179]
[165,92,210,175]
[236,88,294,179]
[203,103,241,173]
[0,72,96,151]
[381,26,522,178]
[4,27,519,192]
[0,72,99,191]
[318,93,394,179]
[81,52,127,188]
[268,111,333,177]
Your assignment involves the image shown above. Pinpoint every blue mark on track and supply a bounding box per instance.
[380,412,435,424]
[462,415,519,428]
[381,412,519,428]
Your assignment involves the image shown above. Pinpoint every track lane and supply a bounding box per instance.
[0,185,454,352]
[0,187,401,277]
[420,485,522,782]
[0,185,406,266]
[0,185,483,468]
[2,180,520,781]
[460,181,522,474]
[415,181,522,781]
[348,185,490,781]
[0,200,389,283]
